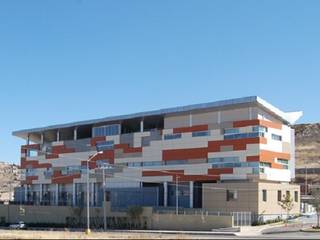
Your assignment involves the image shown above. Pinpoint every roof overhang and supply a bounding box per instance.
[12,96,303,140]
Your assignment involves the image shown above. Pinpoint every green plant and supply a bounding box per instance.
[278,192,294,225]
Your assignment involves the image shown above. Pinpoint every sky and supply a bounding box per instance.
[0,0,319,164]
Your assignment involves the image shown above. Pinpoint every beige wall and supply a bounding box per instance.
[151,213,233,231]
[203,182,300,215]
[0,203,233,230]
[202,182,259,213]
[258,182,300,215]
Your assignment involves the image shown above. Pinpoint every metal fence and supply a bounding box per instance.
[153,207,252,226]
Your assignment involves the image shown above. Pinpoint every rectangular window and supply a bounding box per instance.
[260,162,271,168]
[93,124,120,137]
[272,134,282,141]
[96,140,114,151]
[208,157,240,163]
[192,131,210,137]
[278,190,282,201]
[128,162,142,167]
[224,132,264,140]
[166,160,188,165]
[226,190,238,201]
[262,190,267,202]
[142,161,163,167]
[295,191,298,202]
[164,133,182,140]
[224,128,240,135]
[252,126,268,133]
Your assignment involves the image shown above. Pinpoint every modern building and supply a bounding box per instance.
[13,96,302,218]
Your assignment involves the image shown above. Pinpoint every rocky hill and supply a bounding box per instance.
[294,123,320,168]
[0,162,20,202]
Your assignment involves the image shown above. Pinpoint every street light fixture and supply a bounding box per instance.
[85,150,103,235]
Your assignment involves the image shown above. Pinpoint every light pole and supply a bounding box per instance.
[176,175,179,215]
[102,165,107,231]
[85,151,102,235]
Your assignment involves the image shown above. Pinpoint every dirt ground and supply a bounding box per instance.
[0,229,218,239]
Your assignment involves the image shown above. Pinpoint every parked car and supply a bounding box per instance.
[9,221,26,229]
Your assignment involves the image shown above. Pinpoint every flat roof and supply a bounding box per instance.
[12,96,302,139]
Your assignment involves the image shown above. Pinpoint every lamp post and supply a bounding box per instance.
[85,151,102,235]
[176,175,179,215]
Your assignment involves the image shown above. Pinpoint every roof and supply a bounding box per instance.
[12,96,303,139]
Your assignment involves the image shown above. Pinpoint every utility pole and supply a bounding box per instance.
[102,166,107,231]
[176,175,179,215]
[305,166,308,195]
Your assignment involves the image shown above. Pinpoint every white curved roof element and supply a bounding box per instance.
[256,97,303,125]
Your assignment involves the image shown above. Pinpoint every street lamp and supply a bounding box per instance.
[85,151,102,235]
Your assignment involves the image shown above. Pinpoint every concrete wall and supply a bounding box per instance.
[202,182,300,216]
[0,203,233,230]
[151,213,233,231]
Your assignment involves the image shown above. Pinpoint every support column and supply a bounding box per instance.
[26,134,30,145]
[189,181,194,208]
[55,184,59,206]
[39,184,42,204]
[218,111,221,124]
[90,183,94,207]
[189,113,192,127]
[163,182,168,207]
[24,185,28,203]
[140,119,144,133]
[40,133,44,145]
[74,128,78,141]
[72,183,76,206]
[57,130,60,142]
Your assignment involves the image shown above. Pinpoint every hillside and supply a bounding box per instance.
[0,162,20,202]
[294,123,320,168]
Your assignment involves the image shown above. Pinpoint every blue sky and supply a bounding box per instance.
[0,0,319,164]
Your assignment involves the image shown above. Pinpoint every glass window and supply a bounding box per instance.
[278,190,282,201]
[224,128,240,135]
[128,162,142,167]
[166,160,188,165]
[294,191,298,202]
[142,161,163,167]
[260,162,271,168]
[164,133,182,140]
[96,140,114,151]
[252,126,268,133]
[93,124,120,137]
[262,190,267,202]
[224,132,264,140]
[272,134,282,141]
[192,131,210,137]
[226,190,238,201]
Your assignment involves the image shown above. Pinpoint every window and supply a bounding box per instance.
[67,166,81,175]
[96,160,109,168]
[272,134,282,141]
[164,133,182,140]
[294,191,298,202]
[226,190,238,201]
[224,132,264,140]
[28,149,38,157]
[278,190,282,201]
[26,168,36,177]
[252,126,268,133]
[142,161,163,167]
[192,131,210,137]
[93,124,120,137]
[128,162,142,167]
[224,128,240,135]
[262,190,267,202]
[166,160,188,165]
[96,140,114,151]
[260,162,271,168]
[208,157,240,163]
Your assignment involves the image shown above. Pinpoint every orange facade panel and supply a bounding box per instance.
[208,137,267,152]
[173,125,208,134]
[233,119,282,130]
[162,148,208,161]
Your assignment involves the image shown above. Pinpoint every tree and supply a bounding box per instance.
[127,206,143,229]
[278,192,294,226]
[311,186,320,228]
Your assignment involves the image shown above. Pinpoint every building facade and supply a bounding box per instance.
[13,96,302,216]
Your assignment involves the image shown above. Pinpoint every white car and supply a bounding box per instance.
[9,221,26,229]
